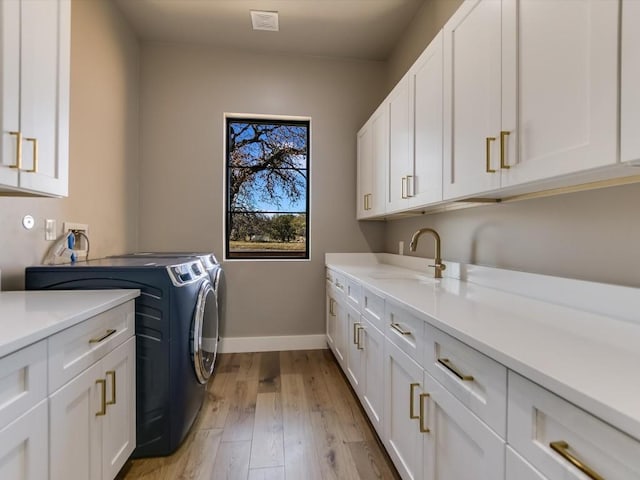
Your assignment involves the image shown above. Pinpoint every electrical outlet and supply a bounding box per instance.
[63,222,89,260]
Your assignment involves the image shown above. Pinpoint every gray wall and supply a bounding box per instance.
[138,44,386,337]
[383,0,640,289]
[0,0,140,290]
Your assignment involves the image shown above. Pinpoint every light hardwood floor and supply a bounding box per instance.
[118,350,400,480]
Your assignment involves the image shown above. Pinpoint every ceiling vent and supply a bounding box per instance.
[250,10,279,32]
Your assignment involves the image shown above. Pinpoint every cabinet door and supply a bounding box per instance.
[333,296,347,367]
[345,304,364,393]
[17,0,70,196]
[422,370,505,480]
[384,339,424,480]
[501,0,619,187]
[357,104,387,219]
[326,291,337,350]
[410,30,443,208]
[387,74,412,213]
[356,120,373,219]
[0,0,20,189]
[506,447,548,480]
[622,0,640,164]
[50,361,102,480]
[102,337,136,480]
[0,400,48,480]
[361,320,385,438]
[443,0,502,200]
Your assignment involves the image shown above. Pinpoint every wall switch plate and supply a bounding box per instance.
[45,219,57,241]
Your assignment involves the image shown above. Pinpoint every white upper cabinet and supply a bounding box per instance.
[409,31,444,208]
[387,73,413,213]
[444,0,619,200]
[501,0,619,188]
[0,0,70,197]
[621,0,640,164]
[443,0,502,200]
[357,103,387,219]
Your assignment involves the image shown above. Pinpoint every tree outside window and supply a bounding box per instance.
[225,117,310,259]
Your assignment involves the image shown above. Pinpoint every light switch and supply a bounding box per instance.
[45,219,56,240]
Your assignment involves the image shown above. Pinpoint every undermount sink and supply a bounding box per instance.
[367,271,439,285]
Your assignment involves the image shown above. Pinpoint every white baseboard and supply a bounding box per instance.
[218,334,328,353]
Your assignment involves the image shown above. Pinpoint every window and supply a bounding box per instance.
[225,117,310,260]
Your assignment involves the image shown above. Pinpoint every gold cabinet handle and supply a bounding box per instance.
[356,325,364,350]
[106,370,117,406]
[96,379,107,416]
[329,298,335,316]
[89,329,117,344]
[409,382,420,419]
[401,177,407,199]
[437,358,474,381]
[8,131,23,169]
[391,322,412,336]
[368,193,372,210]
[419,393,430,433]
[24,137,38,173]
[406,175,414,197]
[353,322,360,345]
[549,441,604,480]
[500,131,510,169]
[363,194,368,211]
[486,137,496,173]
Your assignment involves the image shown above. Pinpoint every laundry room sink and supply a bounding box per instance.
[367,270,439,285]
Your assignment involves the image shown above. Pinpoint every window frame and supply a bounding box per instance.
[223,114,311,261]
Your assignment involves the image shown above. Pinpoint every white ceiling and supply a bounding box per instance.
[113,0,427,61]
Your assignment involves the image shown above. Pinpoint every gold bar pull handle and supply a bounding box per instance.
[353,322,360,345]
[96,379,107,416]
[24,137,38,173]
[549,441,605,480]
[419,393,430,433]
[356,325,364,350]
[8,131,23,169]
[391,322,412,336]
[329,298,335,316]
[500,131,511,169]
[366,193,372,210]
[437,358,474,381]
[401,177,407,199]
[106,370,116,406]
[409,382,420,419]
[486,137,496,173]
[89,329,117,344]
[406,175,414,197]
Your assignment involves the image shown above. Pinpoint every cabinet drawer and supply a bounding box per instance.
[0,341,47,430]
[326,269,346,296]
[362,287,384,330]
[345,277,362,310]
[385,301,425,364]
[48,301,134,393]
[424,323,507,437]
[508,372,640,480]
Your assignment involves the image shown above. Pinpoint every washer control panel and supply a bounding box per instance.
[166,260,207,287]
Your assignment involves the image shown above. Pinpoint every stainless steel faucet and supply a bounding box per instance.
[409,228,446,279]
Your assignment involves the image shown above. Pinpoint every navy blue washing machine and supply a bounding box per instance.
[110,252,224,352]
[25,257,219,457]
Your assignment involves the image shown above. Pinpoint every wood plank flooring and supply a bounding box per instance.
[118,350,400,480]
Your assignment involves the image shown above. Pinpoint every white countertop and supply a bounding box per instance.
[0,289,140,358]
[326,253,640,442]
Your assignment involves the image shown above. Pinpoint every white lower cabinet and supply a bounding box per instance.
[0,400,48,480]
[50,337,136,480]
[345,303,364,391]
[422,370,505,480]
[384,339,424,480]
[508,372,640,480]
[506,447,548,480]
[360,319,385,437]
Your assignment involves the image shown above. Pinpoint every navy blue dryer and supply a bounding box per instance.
[25,257,219,458]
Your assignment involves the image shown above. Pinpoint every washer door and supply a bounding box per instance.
[192,281,219,384]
